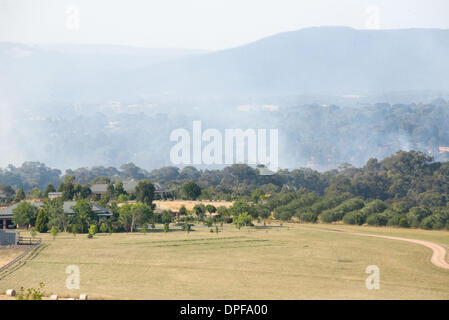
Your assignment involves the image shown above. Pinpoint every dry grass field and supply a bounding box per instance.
[117,200,233,211]
[0,247,23,268]
[1,223,449,299]
[153,200,233,211]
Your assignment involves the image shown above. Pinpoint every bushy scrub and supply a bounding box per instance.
[366,212,390,226]
[296,211,318,223]
[386,213,402,226]
[274,192,319,221]
[406,206,432,228]
[354,200,388,224]
[399,217,409,228]
[321,198,365,223]
[420,211,448,230]
[343,211,364,225]
[99,220,112,233]
[88,224,97,238]
[275,207,294,221]
[17,282,45,300]
[309,195,347,214]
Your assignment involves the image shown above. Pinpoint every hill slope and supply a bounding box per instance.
[2,27,449,103]
[123,27,449,99]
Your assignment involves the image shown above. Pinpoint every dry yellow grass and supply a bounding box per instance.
[117,200,233,211]
[0,248,23,267]
[1,223,449,300]
[153,200,233,211]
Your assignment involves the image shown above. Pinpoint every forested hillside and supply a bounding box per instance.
[3,100,449,171]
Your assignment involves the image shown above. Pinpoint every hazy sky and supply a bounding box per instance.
[1,0,448,50]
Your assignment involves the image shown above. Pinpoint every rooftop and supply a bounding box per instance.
[90,184,108,193]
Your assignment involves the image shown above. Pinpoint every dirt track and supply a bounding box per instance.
[298,225,449,270]
[349,232,449,270]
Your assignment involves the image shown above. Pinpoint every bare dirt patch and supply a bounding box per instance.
[0,247,24,268]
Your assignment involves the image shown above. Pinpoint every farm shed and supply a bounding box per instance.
[0,229,18,245]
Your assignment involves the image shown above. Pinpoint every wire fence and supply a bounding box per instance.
[0,238,43,279]
[18,236,42,245]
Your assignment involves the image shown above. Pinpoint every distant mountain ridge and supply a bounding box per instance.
[123,26,449,99]
[0,43,208,104]
[1,27,449,103]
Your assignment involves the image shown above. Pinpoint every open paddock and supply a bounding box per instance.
[1,223,449,299]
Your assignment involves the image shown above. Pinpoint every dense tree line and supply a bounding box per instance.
[4,150,449,231]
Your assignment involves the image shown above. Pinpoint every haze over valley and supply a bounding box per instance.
[1,27,449,171]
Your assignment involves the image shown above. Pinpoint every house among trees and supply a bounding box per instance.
[48,192,63,199]
[90,184,109,197]
[123,180,138,194]
[0,201,112,229]
[153,182,172,199]
[123,179,172,199]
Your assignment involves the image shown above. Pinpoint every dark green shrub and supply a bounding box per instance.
[387,213,401,226]
[343,211,363,225]
[366,215,377,226]
[320,198,364,223]
[321,210,338,223]
[99,220,112,233]
[399,217,409,228]
[366,213,389,226]
[298,211,318,223]
[407,206,432,228]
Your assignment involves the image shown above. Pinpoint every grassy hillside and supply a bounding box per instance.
[1,223,448,299]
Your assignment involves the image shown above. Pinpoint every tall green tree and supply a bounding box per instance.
[135,180,155,206]
[30,187,42,199]
[234,212,252,229]
[72,199,97,233]
[114,182,126,198]
[12,202,38,228]
[35,207,49,233]
[45,198,69,232]
[118,203,153,232]
[58,175,76,201]
[50,225,59,240]
[14,189,25,202]
[205,205,216,214]
[107,183,115,199]
[230,200,250,216]
[181,182,201,200]
[44,183,56,197]
[254,204,271,225]
[251,189,264,203]
[73,184,91,200]
[161,210,172,225]
[193,204,206,221]
[0,185,15,202]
